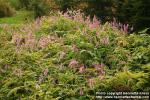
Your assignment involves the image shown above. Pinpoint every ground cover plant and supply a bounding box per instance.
[0,10,150,100]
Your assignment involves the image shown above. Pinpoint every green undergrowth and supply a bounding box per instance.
[0,10,34,24]
[0,13,150,100]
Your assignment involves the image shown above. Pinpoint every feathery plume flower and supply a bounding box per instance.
[12,33,23,47]
[88,77,95,88]
[38,35,52,49]
[94,64,101,71]
[72,44,78,52]
[69,59,78,67]
[63,12,70,19]
[79,87,84,96]
[25,32,36,49]
[13,69,23,77]
[110,18,133,33]
[79,64,85,73]
[43,68,49,76]
[59,51,66,60]
[89,15,100,29]
[101,36,110,45]
[94,63,105,80]
[61,10,101,29]
[85,15,91,25]
[94,63,105,75]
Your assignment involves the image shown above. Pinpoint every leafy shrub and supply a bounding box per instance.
[0,0,15,17]
[0,10,150,99]
[49,17,77,37]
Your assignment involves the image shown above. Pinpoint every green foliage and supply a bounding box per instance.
[0,12,150,99]
[114,0,150,32]
[49,17,78,37]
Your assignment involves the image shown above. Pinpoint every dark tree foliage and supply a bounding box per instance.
[131,0,150,31]
[85,0,113,21]
[114,0,150,32]
[55,0,78,12]
[19,0,31,9]
[0,0,14,17]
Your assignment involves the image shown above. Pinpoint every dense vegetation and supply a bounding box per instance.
[0,0,150,99]
[0,10,150,99]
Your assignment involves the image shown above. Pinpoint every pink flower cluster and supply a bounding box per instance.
[11,17,55,50]
[69,59,86,73]
[24,32,37,49]
[12,32,56,50]
[88,15,101,29]
[79,64,85,73]
[12,32,24,48]
[61,10,133,33]
[94,63,105,79]
[61,10,101,29]
[38,35,52,49]
[12,32,37,50]
[79,87,84,96]
[38,68,49,83]
[87,77,95,89]
[101,36,110,45]
[69,59,78,67]
[110,18,133,33]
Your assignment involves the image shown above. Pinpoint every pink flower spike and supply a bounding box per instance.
[69,59,78,67]
[101,37,109,45]
[88,78,95,88]
[79,64,85,73]
[98,75,104,80]
[94,64,101,71]
[43,68,49,76]
[72,44,78,52]
[94,63,105,75]
[80,87,84,96]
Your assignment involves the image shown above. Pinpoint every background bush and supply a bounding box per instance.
[17,0,58,17]
[0,0,15,17]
